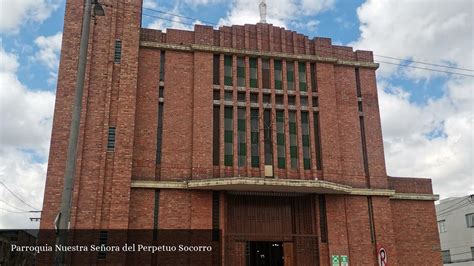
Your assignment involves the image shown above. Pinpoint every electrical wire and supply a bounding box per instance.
[374,60,474,77]
[0,199,30,212]
[374,55,473,72]
[0,181,40,211]
[0,207,30,214]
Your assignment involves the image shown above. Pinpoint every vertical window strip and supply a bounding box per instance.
[224,107,233,166]
[287,61,295,91]
[114,40,122,63]
[213,106,220,166]
[224,55,233,86]
[310,63,317,92]
[368,197,376,243]
[107,127,116,151]
[237,108,246,167]
[356,68,370,179]
[237,57,245,87]
[97,231,108,259]
[262,59,270,89]
[319,195,328,243]
[274,60,282,90]
[299,62,307,91]
[213,54,220,85]
[355,67,362,97]
[276,111,286,169]
[313,112,322,170]
[263,110,272,165]
[249,58,258,88]
[212,191,220,241]
[153,190,160,241]
[156,103,164,164]
[289,111,298,168]
[301,112,311,170]
[159,51,165,81]
[250,109,260,168]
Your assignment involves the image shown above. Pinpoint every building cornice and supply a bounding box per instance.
[140,41,379,69]
[130,177,438,201]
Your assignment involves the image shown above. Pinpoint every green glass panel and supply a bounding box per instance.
[302,135,310,146]
[224,131,233,143]
[290,146,298,158]
[237,67,245,77]
[251,132,259,144]
[289,123,297,134]
[251,156,259,167]
[275,60,282,70]
[275,80,282,90]
[249,58,257,68]
[277,133,285,145]
[301,112,308,123]
[238,119,246,131]
[300,82,307,91]
[278,157,286,169]
[287,72,294,82]
[224,155,233,166]
[224,108,233,118]
[276,111,284,122]
[224,56,232,66]
[299,62,306,72]
[224,76,233,86]
[304,158,311,169]
[239,144,246,155]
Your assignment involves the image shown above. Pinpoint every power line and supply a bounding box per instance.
[437,202,473,216]
[0,199,30,212]
[375,61,474,77]
[0,181,40,211]
[0,207,30,214]
[374,55,473,72]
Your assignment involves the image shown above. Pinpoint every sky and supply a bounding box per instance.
[0,0,472,229]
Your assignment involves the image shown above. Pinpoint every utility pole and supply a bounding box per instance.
[54,0,104,264]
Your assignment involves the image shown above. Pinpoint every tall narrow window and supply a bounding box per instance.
[213,106,220,166]
[276,111,285,169]
[310,63,317,92]
[319,195,328,243]
[213,54,220,85]
[262,59,270,89]
[274,60,282,90]
[441,250,451,264]
[301,112,311,169]
[299,62,307,91]
[107,127,116,151]
[224,107,233,166]
[237,108,246,167]
[224,55,233,86]
[287,61,295,91]
[249,58,258,88]
[156,103,164,163]
[263,110,272,165]
[153,190,160,240]
[237,57,245,87]
[114,40,122,63]
[97,231,108,259]
[159,51,165,81]
[289,111,298,168]
[313,112,322,170]
[250,109,260,167]
[212,191,220,241]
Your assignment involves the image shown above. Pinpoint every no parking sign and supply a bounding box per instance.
[378,247,387,266]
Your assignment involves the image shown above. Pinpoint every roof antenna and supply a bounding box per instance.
[259,0,267,23]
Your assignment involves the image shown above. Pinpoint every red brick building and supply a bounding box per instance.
[40,0,443,265]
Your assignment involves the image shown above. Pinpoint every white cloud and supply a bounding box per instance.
[0,44,55,228]
[143,0,158,9]
[351,0,473,199]
[33,32,62,84]
[0,0,61,34]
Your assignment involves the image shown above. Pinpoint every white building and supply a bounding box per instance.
[436,195,474,265]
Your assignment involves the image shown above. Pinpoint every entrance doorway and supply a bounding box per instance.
[247,241,283,266]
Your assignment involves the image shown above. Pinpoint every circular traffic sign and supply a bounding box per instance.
[378,247,387,266]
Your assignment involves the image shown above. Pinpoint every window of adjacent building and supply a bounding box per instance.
[237,57,245,87]
[288,95,296,106]
[301,112,311,170]
[263,110,272,165]
[224,55,233,86]
[275,95,283,105]
[289,111,298,169]
[299,62,307,91]
[159,51,165,81]
[250,93,258,103]
[310,63,317,92]
[441,250,451,264]
[300,96,308,106]
[237,92,246,102]
[262,59,270,89]
[114,40,122,63]
[213,106,220,166]
[471,247,474,260]
[466,213,474,228]
[274,60,282,90]
[276,111,285,169]
[107,127,116,151]
[250,109,260,167]
[237,108,246,167]
[224,107,233,166]
[287,61,295,91]
[224,91,233,101]
[249,58,258,88]
[213,54,220,85]
[438,220,446,233]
